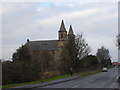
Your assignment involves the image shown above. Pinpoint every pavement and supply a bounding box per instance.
[12,74,80,89]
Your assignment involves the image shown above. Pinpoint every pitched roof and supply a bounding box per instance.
[59,20,67,32]
[26,40,58,51]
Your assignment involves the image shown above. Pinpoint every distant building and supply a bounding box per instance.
[112,62,120,67]
[25,20,75,65]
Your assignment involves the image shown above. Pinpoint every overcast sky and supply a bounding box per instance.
[1,0,118,62]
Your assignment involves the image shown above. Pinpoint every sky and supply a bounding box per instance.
[1,0,119,62]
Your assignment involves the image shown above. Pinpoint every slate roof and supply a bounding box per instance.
[26,40,58,51]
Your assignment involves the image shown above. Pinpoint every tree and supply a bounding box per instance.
[66,37,79,69]
[96,46,111,67]
[58,36,79,74]
[81,55,99,70]
[2,61,13,85]
[2,60,41,85]
[59,33,91,73]
[76,34,91,60]
[12,45,31,62]
[2,45,44,85]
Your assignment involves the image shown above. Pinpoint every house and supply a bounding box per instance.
[112,62,120,67]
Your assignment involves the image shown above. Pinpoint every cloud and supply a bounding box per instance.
[37,4,117,32]
[36,3,117,62]
[2,2,118,61]
[2,2,37,15]
[2,45,19,60]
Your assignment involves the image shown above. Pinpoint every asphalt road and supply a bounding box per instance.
[33,68,118,89]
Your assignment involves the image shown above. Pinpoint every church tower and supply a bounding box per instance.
[58,20,67,40]
[68,25,75,41]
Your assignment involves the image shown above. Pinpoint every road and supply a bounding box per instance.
[32,68,118,89]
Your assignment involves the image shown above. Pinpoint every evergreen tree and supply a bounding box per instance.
[81,55,99,70]
[12,45,31,62]
[96,46,111,67]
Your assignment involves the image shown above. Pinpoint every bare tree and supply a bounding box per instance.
[76,34,91,59]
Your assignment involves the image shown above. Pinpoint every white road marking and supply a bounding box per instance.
[111,82,117,88]
[72,85,79,88]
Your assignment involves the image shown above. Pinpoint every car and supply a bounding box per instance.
[102,67,107,72]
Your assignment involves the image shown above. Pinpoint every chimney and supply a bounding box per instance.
[27,39,30,42]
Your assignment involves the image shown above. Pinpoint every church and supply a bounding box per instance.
[25,20,75,65]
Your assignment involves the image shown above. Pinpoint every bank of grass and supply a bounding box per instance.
[80,71,100,77]
[2,70,100,88]
[2,74,71,88]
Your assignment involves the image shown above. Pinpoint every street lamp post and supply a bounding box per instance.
[98,57,101,69]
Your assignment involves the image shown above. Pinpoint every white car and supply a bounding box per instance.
[102,67,107,72]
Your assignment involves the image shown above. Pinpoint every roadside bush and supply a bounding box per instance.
[42,71,60,79]
[2,60,41,85]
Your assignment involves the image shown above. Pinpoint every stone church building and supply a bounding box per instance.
[25,20,75,65]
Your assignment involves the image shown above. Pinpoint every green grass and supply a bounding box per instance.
[2,74,71,88]
[2,71,100,88]
[81,71,100,77]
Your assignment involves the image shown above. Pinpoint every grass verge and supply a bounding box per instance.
[2,74,71,88]
[80,71,100,77]
[2,70,100,88]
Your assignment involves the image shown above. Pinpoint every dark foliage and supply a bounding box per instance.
[96,46,112,67]
[3,44,54,85]
[12,45,31,62]
[2,60,41,85]
[59,38,79,74]
[80,55,99,70]
[3,44,42,85]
